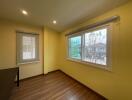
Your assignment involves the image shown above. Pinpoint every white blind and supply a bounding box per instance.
[17,32,39,64]
[23,36,36,60]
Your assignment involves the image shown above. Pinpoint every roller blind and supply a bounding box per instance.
[16,32,39,64]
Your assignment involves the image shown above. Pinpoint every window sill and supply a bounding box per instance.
[66,58,112,72]
[17,60,40,65]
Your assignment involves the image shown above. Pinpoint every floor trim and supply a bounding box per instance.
[59,70,107,100]
[19,74,44,82]
[44,69,60,75]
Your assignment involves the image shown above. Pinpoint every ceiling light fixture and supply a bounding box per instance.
[22,10,28,15]
[53,20,57,24]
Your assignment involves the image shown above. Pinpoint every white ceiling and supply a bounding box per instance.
[0,0,129,32]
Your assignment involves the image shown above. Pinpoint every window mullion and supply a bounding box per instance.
[81,34,85,61]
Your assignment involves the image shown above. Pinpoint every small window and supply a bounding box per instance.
[68,25,111,70]
[17,32,39,64]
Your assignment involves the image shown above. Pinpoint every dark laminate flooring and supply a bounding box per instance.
[10,70,106,100]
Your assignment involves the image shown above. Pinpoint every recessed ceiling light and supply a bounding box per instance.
[53,20,57,24]
[21,10,28,15]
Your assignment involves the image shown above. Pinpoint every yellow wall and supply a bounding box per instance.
[59,1,132,100]
[0,1,132,100]
[0,20,60,79]
[44,27,60,74]
[0,19,44,79]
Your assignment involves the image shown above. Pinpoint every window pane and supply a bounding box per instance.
[69,36,81,59]
[83,28,107,65]
[22,36,36,60]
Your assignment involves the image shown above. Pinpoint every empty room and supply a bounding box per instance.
[0,0,132,100]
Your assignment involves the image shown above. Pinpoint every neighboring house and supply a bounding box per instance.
[85,43,106,59]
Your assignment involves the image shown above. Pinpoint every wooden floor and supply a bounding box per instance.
[10,70,107,100]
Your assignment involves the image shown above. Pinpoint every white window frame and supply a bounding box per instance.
[67,24,112,71]
[16,32,39,65]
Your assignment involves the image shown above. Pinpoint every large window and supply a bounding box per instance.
[17,32,39,64]
[68,25,111,69]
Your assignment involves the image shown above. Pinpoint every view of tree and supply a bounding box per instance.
[84,28,107,65]
[69,28,107,65]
